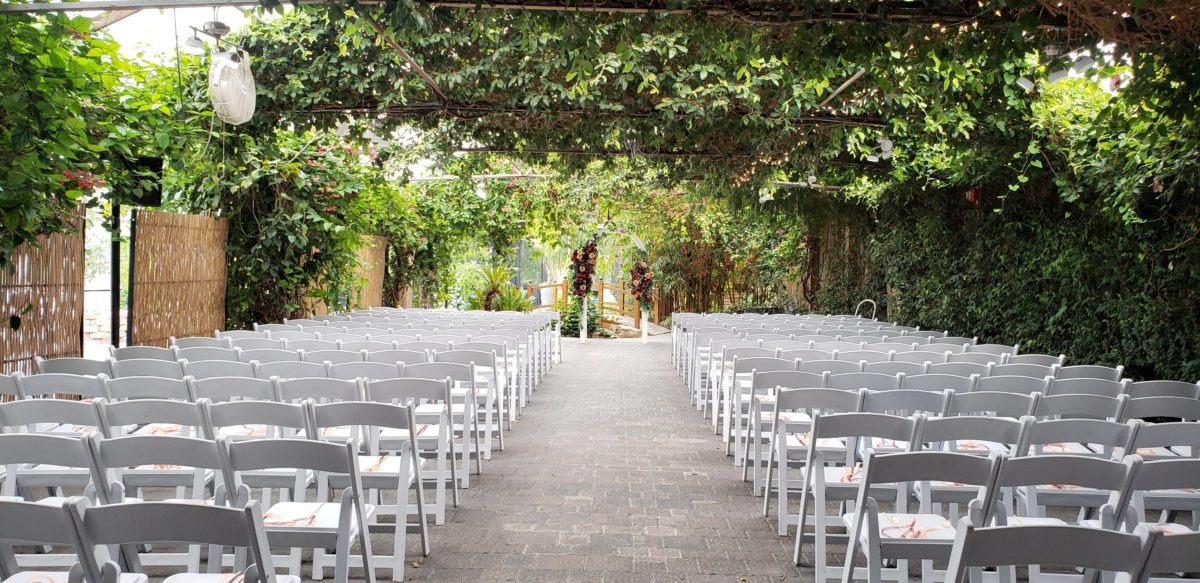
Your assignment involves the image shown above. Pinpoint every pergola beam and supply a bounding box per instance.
[281,103,889,128]
[454,147,751,159]
[91,9,141,29]
[356,10,450,105]
[0,0,1069,29]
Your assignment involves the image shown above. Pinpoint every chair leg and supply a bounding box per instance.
[762,439,777,517]
[777,456,790,536]
[472,414,483,476]
[481,398,494,460]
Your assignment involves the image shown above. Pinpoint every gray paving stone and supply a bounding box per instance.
[390,335,808,582]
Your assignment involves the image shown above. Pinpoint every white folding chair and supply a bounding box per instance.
[327,362,402,382]
[946,519,1149,583]
[741,371,827,491]
[841,451,1002,583]
[219,438,375,583]
[300,350,362,365]
[1138,526,1200,583]
[85,434,226,570]
[273,378,360,405]
[763,388,865,535]
[170,336,231,349]
[0,434,100,569]
[1056,365,1125,382]
[339,341,395,353]
[109,346,174,361]
[0,498,103,583]
[309,402,429,581]
[184,361,254,380]
[103,376,192,401]
[404,362,493,463]
[238,349,299,365]
[68,498,295,583]
[174,347,240,363]
[365,377,461,509]
[436,349,509,438]
[365,350,428,366]
[34,357,111,377]
[108,359,185,380]
[252,361,327,380]
[1005,353,1065,367]
[791,412,922,580]
[229,338,287,351]
[721,356,796,454]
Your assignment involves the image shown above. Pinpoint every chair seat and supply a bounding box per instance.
[262,501,376,533]
[1034,442,1094,455]
[12,465,90,488]
[1004,516,1068,526]
[123,466,215,487]
[414,403,462,416]
[759,411,811,423]
[216,425,271,439]
[163,572,300,583]
[130,423,189,437]
[379,424,434,440]
[785,434,846,450]
[32,496,140,506]
[843,512,956,540]
[1080,520,1192,535]
[1134,446,1182,460]
[866,437,908,452]
[807,465,864,486]
[358,454,430,475]
[4,572,147,583]
[945,440,1009,454]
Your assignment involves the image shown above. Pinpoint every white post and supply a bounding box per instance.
[579,297,587,344]
[641,309,649,344]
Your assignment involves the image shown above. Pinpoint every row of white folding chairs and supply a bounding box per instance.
[717,350,1112,379]
[161,333,536,413]
[4,363,502,482]
[252,314,558,394]
[1,403,428,582]
[1,497,297,583]
[0,381,462,518]
[681,331,996,402]
[786,441,1200,583]
[745,386,1200,500]
[732,373,1200,473]
[693,348,1126,419]
[945,519,1198,583]
[36,347,500,385]
[762,408,1200,548]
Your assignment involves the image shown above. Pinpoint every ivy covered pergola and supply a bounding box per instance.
[3,0,1199,379]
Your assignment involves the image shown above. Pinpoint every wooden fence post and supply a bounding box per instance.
[597,280,605,317]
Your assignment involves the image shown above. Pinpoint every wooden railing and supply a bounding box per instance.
[525,280,569,311]
[525,279,662,327]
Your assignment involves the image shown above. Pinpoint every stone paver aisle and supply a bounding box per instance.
[404,335,806,582]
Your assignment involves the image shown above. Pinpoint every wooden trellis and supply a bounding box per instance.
[356,235,388,308]
[130,210,229,347]
[300,235,389,317]
[0,213,85,374]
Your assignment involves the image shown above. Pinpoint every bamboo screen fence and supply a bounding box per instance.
[130,210,229,347]
[0,213,85,374]
[300,235,389,317]
[356,235,388,308]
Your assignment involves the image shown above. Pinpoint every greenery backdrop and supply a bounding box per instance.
[1,1,1198,379]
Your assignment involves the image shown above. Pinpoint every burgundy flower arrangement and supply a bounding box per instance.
[569,238,598,298]
[629,260,654,312]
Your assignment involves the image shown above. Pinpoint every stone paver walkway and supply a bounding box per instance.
[402,335,808,582]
